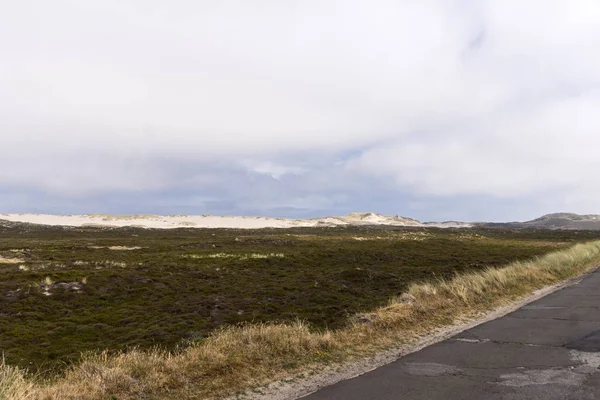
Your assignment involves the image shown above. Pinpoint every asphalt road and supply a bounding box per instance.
[302,269,600,400]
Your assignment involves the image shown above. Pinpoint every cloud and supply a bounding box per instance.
[1,0,599,218]
[351,90,600,197]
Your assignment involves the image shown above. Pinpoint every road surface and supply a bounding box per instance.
[302,269,600,399]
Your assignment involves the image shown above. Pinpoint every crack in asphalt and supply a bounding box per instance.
[452,336,566,349]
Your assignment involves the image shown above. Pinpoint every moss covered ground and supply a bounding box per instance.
[1,221,598,374]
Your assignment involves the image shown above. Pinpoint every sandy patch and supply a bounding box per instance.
[0,255,25,264]
[352,233,434,241]
[39,278,85,296]
[89,246,142,250]
[108,246,142,250]
[184,253,284,260]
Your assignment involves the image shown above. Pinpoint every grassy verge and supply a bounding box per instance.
[5,240,600,399]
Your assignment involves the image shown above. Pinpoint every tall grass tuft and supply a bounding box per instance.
[0,357,34,400]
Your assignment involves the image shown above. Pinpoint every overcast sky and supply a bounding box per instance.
[1,1,599,221]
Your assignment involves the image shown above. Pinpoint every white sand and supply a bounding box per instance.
[0,255,24,264]
[0,213,471,229]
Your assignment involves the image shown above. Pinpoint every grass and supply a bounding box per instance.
[3,240,600,399]
[0,256,24,264]
[2,221,600,398]
[0,358,33,400]
[183,252,286,260]
[3,224,593,374]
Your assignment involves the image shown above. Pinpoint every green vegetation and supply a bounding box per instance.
[1,221,599,376]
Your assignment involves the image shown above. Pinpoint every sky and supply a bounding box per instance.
[1,1,600,222]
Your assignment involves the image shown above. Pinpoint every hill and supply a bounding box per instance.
[483,213,600,230]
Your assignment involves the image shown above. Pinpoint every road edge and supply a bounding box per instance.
[234,265,599,400]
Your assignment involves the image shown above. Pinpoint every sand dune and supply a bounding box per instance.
[0,213,472,229]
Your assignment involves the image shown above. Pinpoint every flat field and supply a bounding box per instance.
[1,221,598,374]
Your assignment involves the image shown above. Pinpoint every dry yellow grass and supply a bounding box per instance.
[0,358,34,400]
[88,246,143,251]
[0,255,24,264]
[4,241,600,399]
[183,253,285,260]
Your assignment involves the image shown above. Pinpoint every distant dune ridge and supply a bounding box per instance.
[484,213,600,230]
[0,212,599,230]
[0,212,468,229]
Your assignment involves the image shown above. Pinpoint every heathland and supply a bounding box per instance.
[2,220,600,398]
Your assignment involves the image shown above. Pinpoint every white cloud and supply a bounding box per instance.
[351,89,600,194]
[0,1,487,152]
[1,0,599,216]
[241,160,307,180]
